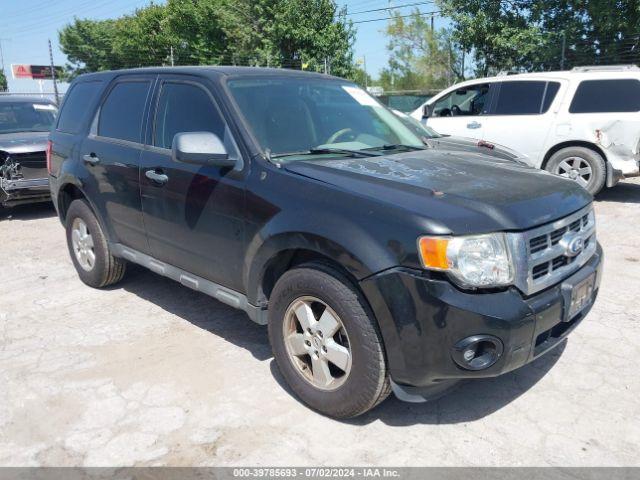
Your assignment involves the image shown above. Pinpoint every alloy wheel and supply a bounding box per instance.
[555,156,593,189]
[283,296,352,391]
[71,218,96,271]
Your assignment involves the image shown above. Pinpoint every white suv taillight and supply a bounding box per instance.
[46,140,53,174]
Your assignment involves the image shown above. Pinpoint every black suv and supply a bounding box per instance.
[49,67,602,418]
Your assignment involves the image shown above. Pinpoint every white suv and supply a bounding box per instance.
[411,65,640,194]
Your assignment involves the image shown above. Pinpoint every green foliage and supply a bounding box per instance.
[438,0,640,75]
[348,65,372,87]
[58,0,355,78]
[0,70,7,91]
[380,10,462,92]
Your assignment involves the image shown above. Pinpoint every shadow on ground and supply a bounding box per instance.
[596,180,640,204]
[119,266,272,362]
[117,265,564,425]
[0,201,56,221]
[269,339,564,426]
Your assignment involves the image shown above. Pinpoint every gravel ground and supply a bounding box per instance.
[1,179,639,467]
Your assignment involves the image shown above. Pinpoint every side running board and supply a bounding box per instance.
[110,243,268,325]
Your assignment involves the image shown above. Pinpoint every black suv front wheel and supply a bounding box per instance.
[268,263,391,418]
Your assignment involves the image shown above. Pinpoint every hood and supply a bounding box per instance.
[0,131,49,155]
[284,150,592,234]
[425,135,527,163]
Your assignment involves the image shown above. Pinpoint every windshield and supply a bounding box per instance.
[0,102,57,134]
[392,111,442,138]
[227,77,424,160]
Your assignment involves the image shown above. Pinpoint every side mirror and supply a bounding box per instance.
[172,131,236,168]
[422,104,433,119]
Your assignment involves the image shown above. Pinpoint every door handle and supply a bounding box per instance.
[467,121,482,129]
[83,153,100,165]
[145,169,169,185]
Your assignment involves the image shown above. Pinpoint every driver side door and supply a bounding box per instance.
[426,82,495,140]
[139,76,247,292]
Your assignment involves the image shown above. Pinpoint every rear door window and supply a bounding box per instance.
[569,79,640,113]
[541,82,561,113]
[493,81,547,115]
[98,81,151,143]
[56,81,103,133]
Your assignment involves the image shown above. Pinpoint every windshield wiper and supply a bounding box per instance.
[271,147,381,160]
[362,144,426,152]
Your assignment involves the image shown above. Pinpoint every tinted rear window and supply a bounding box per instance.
[56,81,103,133]
[569,79,640,113]
[493,81,547,115]
[98,81,150,143]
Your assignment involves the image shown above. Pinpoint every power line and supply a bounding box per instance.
[352,10,441,24]
[6,0,150,39]
[347,1,434,16]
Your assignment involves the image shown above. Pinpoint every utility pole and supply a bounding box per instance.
[0,38,7,70]
[447,42,452,86]
[0,38,9,92]
[363,55,368,88]
[560,31,566,70]
[324,57,328,74]
[170,46,174,66]
[431,14,434,32]
[48,39,60,106]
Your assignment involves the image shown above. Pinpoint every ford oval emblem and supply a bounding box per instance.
[560,233,585,258]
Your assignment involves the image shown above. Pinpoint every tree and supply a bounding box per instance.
[59,18,120,76]
[58,0,356,78]
[0,70,7,91]
[437,0,640,75]
[381,10,462,91]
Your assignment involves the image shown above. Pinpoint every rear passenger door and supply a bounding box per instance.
[139,77,246,292]
[80,76,155,254]
[480,80,562,164]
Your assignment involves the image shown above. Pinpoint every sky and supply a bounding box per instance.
[0,0,445,94]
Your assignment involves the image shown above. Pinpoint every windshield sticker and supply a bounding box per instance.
[33,104,56,111]
[342,86,379,107]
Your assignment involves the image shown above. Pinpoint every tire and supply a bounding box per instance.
[268,263,391,418]
[545,146,606,195]
[65,199,126,288]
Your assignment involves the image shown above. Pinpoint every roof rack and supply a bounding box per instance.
[571,65,640,72]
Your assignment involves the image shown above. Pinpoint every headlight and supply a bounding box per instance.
[418,233,514,288]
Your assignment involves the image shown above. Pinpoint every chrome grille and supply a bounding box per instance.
[507,204,597,295]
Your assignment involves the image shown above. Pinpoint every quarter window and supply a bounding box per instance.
[153,82,226,149]
[569,79,640,113]
[98,81,151,143]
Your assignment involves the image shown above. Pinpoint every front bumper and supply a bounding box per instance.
[360,243,603,400]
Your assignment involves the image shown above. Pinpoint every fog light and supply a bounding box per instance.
[452,335,504,371]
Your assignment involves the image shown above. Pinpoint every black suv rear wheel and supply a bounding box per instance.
[65,199,126,288]
[268,263,390,418]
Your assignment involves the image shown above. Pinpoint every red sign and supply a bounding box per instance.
[11,64,63,80]
[12,64,32,78]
